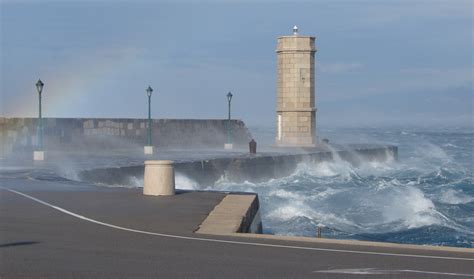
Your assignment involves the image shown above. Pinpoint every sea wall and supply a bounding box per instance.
[0,118,252,155]
[79,145,398,187]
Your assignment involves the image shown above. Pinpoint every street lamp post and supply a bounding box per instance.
[34,79,45,161]
[144,86,154,155]
[225,92,233,150]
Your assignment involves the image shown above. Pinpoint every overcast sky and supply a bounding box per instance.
[1,0,472,127]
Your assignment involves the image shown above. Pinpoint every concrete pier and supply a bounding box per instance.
[1,174,472,278]
[79,144,398,187]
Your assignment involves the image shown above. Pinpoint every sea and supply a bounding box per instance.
[194,125,474,248]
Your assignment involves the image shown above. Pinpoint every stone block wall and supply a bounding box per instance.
[0,118,252,156]
[276,35,317,147]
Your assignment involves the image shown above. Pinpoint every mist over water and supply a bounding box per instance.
[196,126,473,247]
[5,124,471,247]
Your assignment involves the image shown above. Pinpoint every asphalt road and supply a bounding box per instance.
[1,176,473,278]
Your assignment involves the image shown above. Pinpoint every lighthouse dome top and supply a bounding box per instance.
[293,25,298,35]
[277,26,315,40]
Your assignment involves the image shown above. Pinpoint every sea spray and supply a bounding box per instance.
[53,126,473,247]
[212,126,474,247]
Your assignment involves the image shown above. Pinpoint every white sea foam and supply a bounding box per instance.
[127,176,143,188]
[414,142,451,162]
[269,189,304,200]
[291,160,357,183]
[260,167,466,235]
[54,163,82,181]
[266,202,359,230]
[381,187,444,229]
[311,187,344,200]
[439,189,474,205]
[175,173,199,190]
[267,203,314,221]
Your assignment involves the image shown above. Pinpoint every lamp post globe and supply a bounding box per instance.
[36,79,44,95]
[146,86,153,97]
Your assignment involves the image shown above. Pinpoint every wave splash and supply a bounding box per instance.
[82,128,473,247]
[209,138,474,247]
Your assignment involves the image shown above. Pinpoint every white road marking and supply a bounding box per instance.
[4,187,474,262]
[400,269,474,277]
[315,268,474,277]
[315,268,395,275]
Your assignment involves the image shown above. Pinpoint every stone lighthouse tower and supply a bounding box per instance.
[276,26,317,147]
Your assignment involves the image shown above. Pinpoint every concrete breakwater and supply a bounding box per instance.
[79,145,398,187]
[197,194,262,234]
[0,117,252,155]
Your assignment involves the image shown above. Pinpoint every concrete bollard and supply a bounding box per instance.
[33,151,44,161]
[143,160,175,196]
[144,146,154,155]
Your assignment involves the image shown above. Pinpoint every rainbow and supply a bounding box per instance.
[5,47,143,118]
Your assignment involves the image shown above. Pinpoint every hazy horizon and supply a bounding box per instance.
[1,0,472,127]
